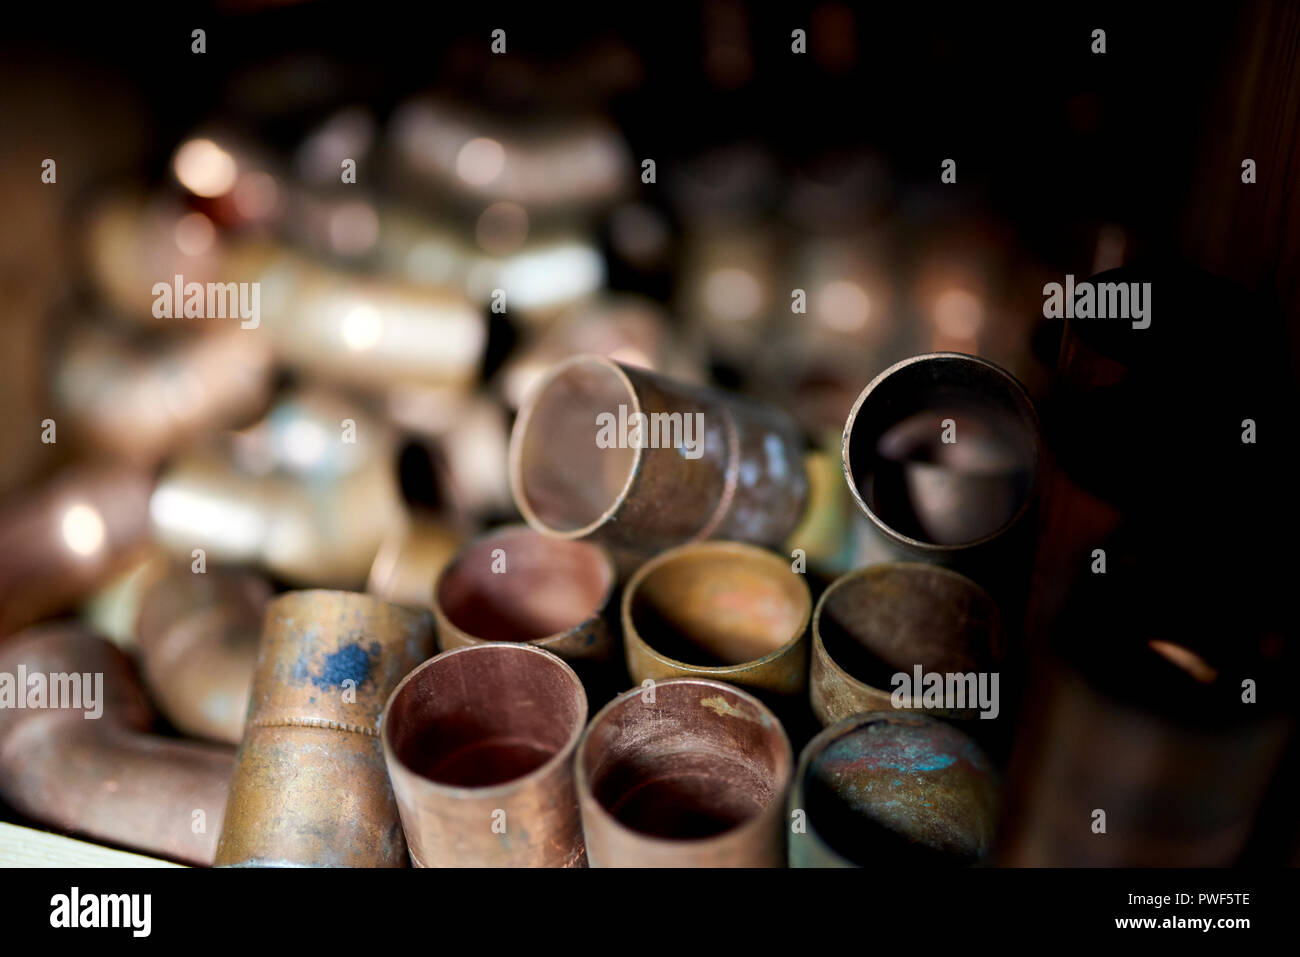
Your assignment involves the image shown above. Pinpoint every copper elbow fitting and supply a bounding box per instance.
[510,355,809,554]
[575,678,793,867]
[434,526,616,664]
[215,591,434,867]
[810,563,1004,727]
[788,711,999,867]
[381,643,588,867]
[0,624,233,865]
[621,541,810,697]
[135,563,269,744]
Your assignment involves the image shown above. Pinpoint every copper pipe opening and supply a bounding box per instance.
[576,678,792,866]
[843,353,1039,549]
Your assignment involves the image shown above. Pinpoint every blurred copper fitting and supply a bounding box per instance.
[810,563,1003,727]
[0,464,153,637]
[576,678,792,867]
[381,643,587,867]
[0,624,233,865]
[511,355,808,554]
[788,712,999,867]
[54,323,273,465]
[215,591,434,867]
[622,541,810,696]
[842,353,1040,598]
[367,515,465,611]
[135,563,269,744]
[784,445,860,577]
[677,227,781,365]
[434,526,616,664]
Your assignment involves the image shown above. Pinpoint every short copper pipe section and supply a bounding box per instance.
[810,563,1004,727]
[841,353,1040,600]
[0,624,233,865]
[215,591,434,867]
[434,526,616,664]
[622,541,811,697]
[788,711,999,868]
[576,678,792,867]
[135,563,269,744]
[381,643,588,867]
[510,355,809,553]
[367,515,465,611]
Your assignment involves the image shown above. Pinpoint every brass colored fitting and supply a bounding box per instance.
[367,515,465,611]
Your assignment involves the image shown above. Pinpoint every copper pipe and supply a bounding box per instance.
[367,515,465,611]
[510,355,808,554]
[0,624,233,865]
[381,643,588,867]
[788,711,999,867]
[135,563,269,744]
[621,541,810,696]
[810,563,1003,727]
[215,591,434,867]
[575,678,792,867]
[0,464,153,637]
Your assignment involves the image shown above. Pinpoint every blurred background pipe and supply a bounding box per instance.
[0,624,233,865]
[367,514,465,611]
[382,643,587,867]
[575,678,792,867]
[215,591,434,867]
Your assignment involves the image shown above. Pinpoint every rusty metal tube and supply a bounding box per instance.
[381,643,588,867]
[510,355,809,553]
[788,711,999,867]
[810,563,1003,727]
[0,624,233,865]
[621,541,811,696]
[575,678,792,867]
[215,591,434,867]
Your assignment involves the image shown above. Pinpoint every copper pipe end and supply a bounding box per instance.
[0,624,233,865]
[810,563,1003,726]
[789,712,999,867]
[622,541,811,696]
[215,591,434,867]
[434,525,616,663]
[382,643,588,867]
[576,678,792,866]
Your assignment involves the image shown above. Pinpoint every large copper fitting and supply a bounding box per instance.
[621,541,810,697]
[215,591,434,867]
[367,515,465,611]
[788,711,999,867]
[810,563,1004,727]
[575,678,792,867]
[510,355,808,554]
[841,352,1040,601]
[381,643,588,867]
[0,464,154,637]
[134,563,269,745]
[0,624,233,865]
[434,526,616,664]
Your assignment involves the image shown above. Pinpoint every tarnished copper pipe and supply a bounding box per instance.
[215,591,434,867]
[381,643,588,867]
[810,563,1003,727]
[788,711,999,867]
[367,515,465,611]
[621,541,810,696]
[575,678,792,867]
[510,355,808,554]
[0,624,233,865]
[135,563,269,745]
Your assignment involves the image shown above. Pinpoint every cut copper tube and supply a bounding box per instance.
[0,464,154,637]
[381,643,588,867]
[841,352,1040,598]
[510,355,809,554]
[367,515,465,611]
[215,591,434,867]
[134,563,269,745]
[0,624,233,866]
[810,563,1004,727]
[434,526,616,664]
[788,711,999,868]
[575,678,793,867]
[621,541,811,696]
